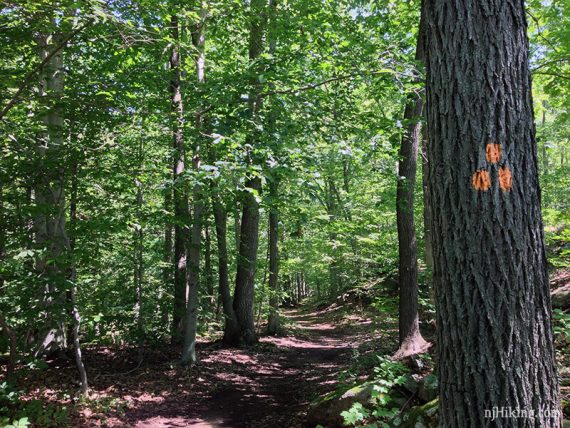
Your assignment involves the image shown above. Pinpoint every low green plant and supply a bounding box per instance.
[340,356,409,427]
[553,309,570,342]
[0,416,29,428]
[0,382,70,428]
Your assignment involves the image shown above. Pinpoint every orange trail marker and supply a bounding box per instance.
[485,143,502,163]
[499,166,513,191]
[472,170,491,191]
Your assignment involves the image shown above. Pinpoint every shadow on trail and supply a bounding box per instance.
[126,306,364,428]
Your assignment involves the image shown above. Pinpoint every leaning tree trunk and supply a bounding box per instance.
[425,1,560,426]
[169,14,189,344]
[394,18,429,360]
[231,0,268,345]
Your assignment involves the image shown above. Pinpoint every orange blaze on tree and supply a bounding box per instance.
[485,143,502,163]
[472,170,491,191]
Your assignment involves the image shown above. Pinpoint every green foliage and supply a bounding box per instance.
[553,309,570,343]
[341,402,369,426]
[338,356,409,427]
[0,0,568,423]
[0,383,68,428]
[0,417,29,428]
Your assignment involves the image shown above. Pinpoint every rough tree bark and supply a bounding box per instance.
[231,0,269,345]
[169,14,189,343]
[394,18,429,360]
[425,1,560,425]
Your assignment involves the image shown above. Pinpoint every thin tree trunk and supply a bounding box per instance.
[325,178,341,299]
[169,14,189,343]
[69,267,88,394]
[133,174,144,347]
[204,224,214,305]
[420,132,433,271]
[0,314,16,380]
[162,187,173,327]
[394,96,429,358]
[66,154,78,341]
[66,159,88,395]
[425,1,560,425]
[234,200,241,255]
[163,188,173,289]
[542,101,549,175]
[0,193,16,377]
[231,0,269,345]
[394,17,429,359]
[212,193,240,344]
[181,7,208,365]
[266,178,280,334]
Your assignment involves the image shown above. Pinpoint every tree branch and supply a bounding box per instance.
[0,21,91,121]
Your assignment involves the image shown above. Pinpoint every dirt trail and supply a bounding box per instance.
[126,307,372,428]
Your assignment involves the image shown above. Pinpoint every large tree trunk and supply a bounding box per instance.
[181,7,208,365]
[34,30,69,355]
[266,178,280,335]
[394,19,429,360]
[232,175,261,345]
[425,1,560,425]
[169,14,189,344]
[231,0,268,345]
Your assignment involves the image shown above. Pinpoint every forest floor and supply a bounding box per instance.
[9,273,570,427]
[16,303,395,427]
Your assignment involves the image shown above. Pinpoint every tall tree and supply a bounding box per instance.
[169,14,189,343]
[181,4,207,365]
[33,26,70,355]
[425,1,560,425]
[265,0,281,336]
[394,13,429,359]
[266,176,280,334]
[211,188,240,343]
[231,0,269,345]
